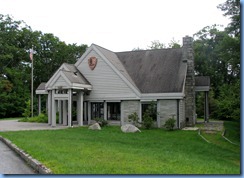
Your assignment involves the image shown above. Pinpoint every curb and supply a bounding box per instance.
[198,129,211,143]
[222,130,239,146]
[0,136,52,174]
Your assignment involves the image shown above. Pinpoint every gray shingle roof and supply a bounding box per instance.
[36,82,46,90]
[116,48,186,93]
[61,63,91,85]
[195,76,210,86]
[94,45,186,93]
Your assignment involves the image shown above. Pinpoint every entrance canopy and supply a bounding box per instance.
[35,63,92,127]
[45,63,92,91]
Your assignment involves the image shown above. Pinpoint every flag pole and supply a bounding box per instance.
[31,46,34,118]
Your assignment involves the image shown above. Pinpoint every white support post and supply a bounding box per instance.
[88,101,91,125]
[121,101,124,125]
[68,89,72,127]
[51,90,56,127]
[48,91,52,125]
[139,102,142,123]
[46,96,48,116]
[58,100,62,124]
[84,102,87,122]
[77,91,84,126]
[157,100,161,128]
[38,95,41,115]
[63,100,67,126]
[104,101,107,120]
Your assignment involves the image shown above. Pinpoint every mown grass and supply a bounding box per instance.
[0,126,240,174]
[223,121,240,144]
[0,117,23,120]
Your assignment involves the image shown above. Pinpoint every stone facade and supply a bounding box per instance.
[121,100,140,124]
[183,36,196,126]
[158,100,177,127]
[179,99,186,128]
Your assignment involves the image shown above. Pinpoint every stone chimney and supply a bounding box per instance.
[183,36,196,126]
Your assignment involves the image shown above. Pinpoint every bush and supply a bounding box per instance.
[94,118,108,127]
[19,113,48,123]
[164,118,176,131]
[22,100,31,118]
[128,112,140,127]
[142,112,153,129]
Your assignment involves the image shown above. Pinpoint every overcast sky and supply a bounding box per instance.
[0,0,230,52]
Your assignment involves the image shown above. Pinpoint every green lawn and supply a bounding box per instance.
[0,126,240,174]
[0,117,23,120]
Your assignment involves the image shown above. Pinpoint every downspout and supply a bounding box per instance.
[177,99,180,129]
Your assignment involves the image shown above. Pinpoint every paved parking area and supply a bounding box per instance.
[0,140,36,174]
[0,119,68,132]
[0,119,70,174]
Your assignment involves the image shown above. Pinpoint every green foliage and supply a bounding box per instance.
[94,118,108,127]
[194,23,240,121]
[19,113,48,123]
[22,100,31,118]
[164,118,176,131]
[218,0,240,37]
[211,81,240,120]
[148,38,181,49]
[224,120,240,143]
[148,40,166,49]
[0,14,87,118]
[145,101,158,121]
[142,112,153,129]
[128,112,140,127]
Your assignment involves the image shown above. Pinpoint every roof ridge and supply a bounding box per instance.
[115,47,182,54]
[92,43,115,53]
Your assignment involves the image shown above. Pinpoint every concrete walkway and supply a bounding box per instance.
[197,120,224,131]
[0,119,69,132]
[0,140,36,174]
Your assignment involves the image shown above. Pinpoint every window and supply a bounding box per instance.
[91,102,104,119]
[107,103,120,120]
[141,102,157,121]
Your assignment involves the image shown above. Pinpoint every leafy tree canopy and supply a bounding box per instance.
[0,14,87,118]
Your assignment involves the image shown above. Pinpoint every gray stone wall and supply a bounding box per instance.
[121,100,140,124]
[183,36,196,126]
[179,99,186,128]
[158,100,177,128]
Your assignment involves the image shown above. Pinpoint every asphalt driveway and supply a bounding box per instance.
[0,119,68,132]
[0,119,69,174]
[0,140,36,174]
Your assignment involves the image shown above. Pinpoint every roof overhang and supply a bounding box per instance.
[36,90,48,95]
[195,86,210,92]
[141,93,185,100]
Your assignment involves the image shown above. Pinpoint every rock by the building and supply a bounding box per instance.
[121,124,141,133]
[88,123,101,130]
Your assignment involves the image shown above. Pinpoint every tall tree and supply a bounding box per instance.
[0,14,87,118]
[217,0,240,37]
[194,0,240,120]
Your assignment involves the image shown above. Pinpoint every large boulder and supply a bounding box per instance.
[121,124,141,133]
[88,123,101,130]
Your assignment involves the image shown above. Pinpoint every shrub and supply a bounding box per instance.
[128,112,140,127]
[22,100,31,118]
[164,118,176,131]
[19,113,48,123]
[142,112,153,129]
[94,118,108,127]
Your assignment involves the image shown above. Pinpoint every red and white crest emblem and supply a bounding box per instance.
[88,57,97,70]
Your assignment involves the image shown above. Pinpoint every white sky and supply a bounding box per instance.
[0,0,230,52]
